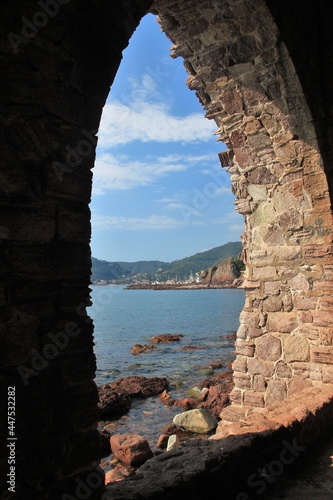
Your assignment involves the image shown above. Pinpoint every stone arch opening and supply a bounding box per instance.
[1,1,333,498]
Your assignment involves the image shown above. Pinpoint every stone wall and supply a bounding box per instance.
[1,0,333,498]
[153,0,333,415]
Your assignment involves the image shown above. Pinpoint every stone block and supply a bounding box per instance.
[253,374,266,391]
[263,296,283,312]
[320,331,333,346]
[243,390,265,407]
[319,295,333,310]
[313,310,333,328]
[234,340,255,357]
[232,356,247,373]
[255,335,281,361]
[264,281,281,294]
[288,376,312,395]
[248,327,264,338]
[283,335,310,363]
[312,347,333,364]
[234,372,251,389]
[287,274,310,293]
[252,266,276,280]
[247,358,274,377]
[297,310,313,323]
[322,367,333,383]
[266,312,297,333]
[229,387,242,405]
[275,360,292,378]
[266,379,287,406]
[236,324,247,339]
[239,310,259,327]
[294,295,318,310]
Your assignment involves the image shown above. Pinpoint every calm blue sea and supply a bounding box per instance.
[89,286,244,443]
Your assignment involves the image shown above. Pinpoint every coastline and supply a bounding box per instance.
[125,282,243,290]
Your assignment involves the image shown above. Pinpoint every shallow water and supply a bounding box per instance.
[90,286,245,447]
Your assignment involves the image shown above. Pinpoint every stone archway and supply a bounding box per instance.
[1,1,333,498]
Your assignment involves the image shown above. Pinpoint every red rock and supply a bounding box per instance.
[110,434,154,467]
[151,334,183,343]
[198,384,232,419]
[174,398,200,411]
[159,390,175,406]
[156,434,169,449]
[98,386,131,419]
[161,424,190,438]
[131,344,155,355]
[109,376,169,398]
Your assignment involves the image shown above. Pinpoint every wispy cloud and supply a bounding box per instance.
[93,153,195,193]
[97,75,216,148]
[93,152,221,194]
[91,213,185,230]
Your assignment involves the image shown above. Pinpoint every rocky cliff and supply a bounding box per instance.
[201,257,243,285]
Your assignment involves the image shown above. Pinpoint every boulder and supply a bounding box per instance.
[109,376,169,399]
[131,344,155,355]
[151,334,183,343]
[110,434,154,467]
[98,386,131,419]
[173,409,218,433]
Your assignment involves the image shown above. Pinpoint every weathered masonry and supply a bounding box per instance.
[1,1,333,499]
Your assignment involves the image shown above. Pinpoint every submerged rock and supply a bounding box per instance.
[131,344,156,355]
[173,409,218,433]
[151,334,184,343]
[110,434,154,467]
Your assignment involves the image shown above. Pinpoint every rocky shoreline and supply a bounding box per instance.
[98,367,234,483]
[125,281,243,290]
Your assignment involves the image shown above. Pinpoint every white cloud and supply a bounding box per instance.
[92,152,223,194]
[91,213,185,231]
[97,75,216,148]
[93,153,193,193]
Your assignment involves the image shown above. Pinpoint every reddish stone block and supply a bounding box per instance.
[255,335,281,361]
[243,390,265,407]
[266,312,297,333]
[234,340,255,357]
[313,310,333,327]
[312,347,333,364]
[266,379,287,406]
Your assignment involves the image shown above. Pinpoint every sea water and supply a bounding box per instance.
[90,286,245,444]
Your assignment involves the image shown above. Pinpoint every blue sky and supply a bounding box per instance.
[90,14,243,263]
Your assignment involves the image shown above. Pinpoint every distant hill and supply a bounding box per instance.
[164,241,243,278]
[91,242,242,282]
